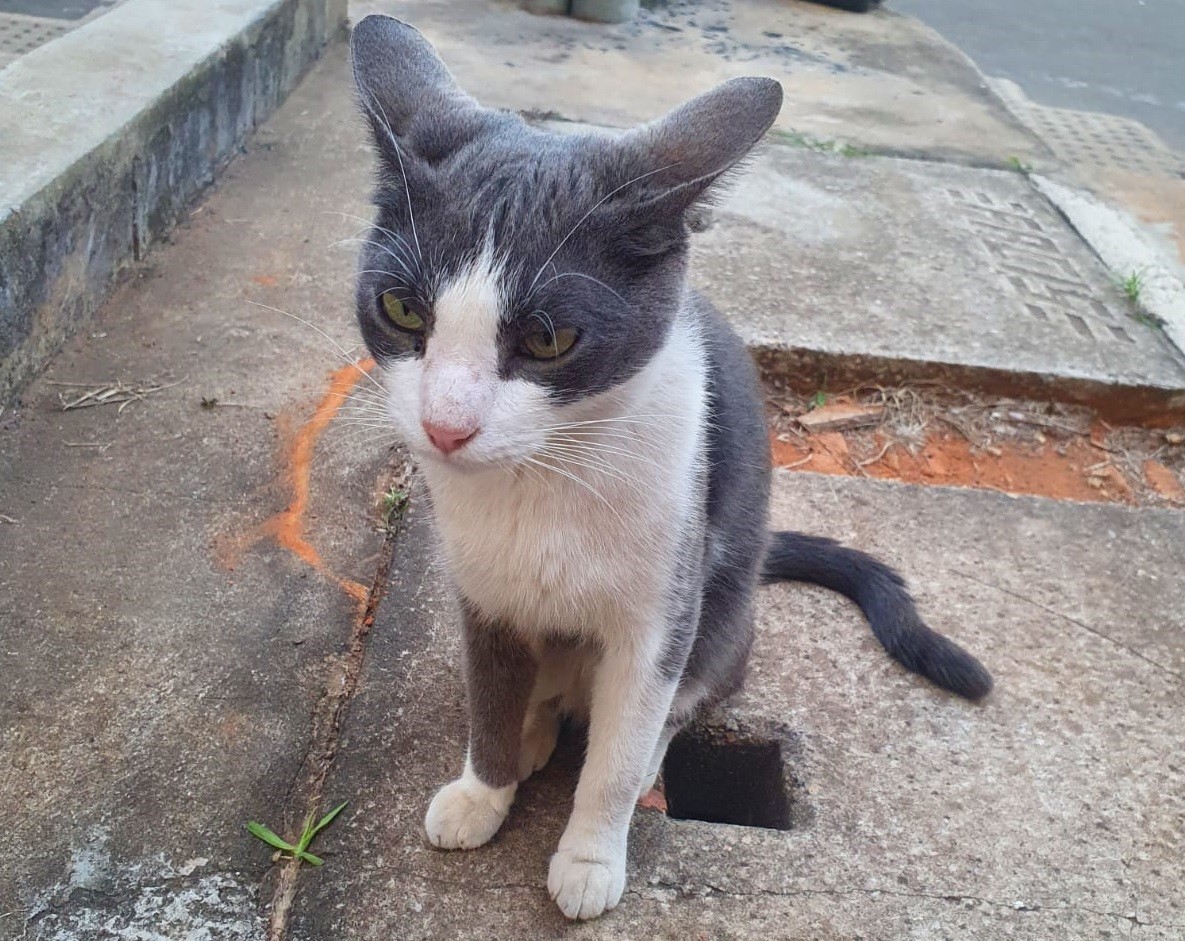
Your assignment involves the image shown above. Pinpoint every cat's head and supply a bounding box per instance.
[350,15,780,472]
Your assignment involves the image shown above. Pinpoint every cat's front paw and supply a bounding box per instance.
[547,844,626,920]
[424,777,512,850]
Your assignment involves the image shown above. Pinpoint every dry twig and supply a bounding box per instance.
[52,377,187,413]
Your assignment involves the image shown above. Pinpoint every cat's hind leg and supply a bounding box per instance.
[518,696,562,782]
[517,642,594,781]
[425,605,536,850]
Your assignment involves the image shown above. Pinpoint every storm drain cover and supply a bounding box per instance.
[0,0,114,20]
[992,79,1185,179]
[0,12,68,64]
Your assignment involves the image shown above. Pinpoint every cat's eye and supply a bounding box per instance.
[522,326,578,360]
[380,292,424,332]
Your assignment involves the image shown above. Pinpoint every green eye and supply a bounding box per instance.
[522,326,578,360]
[381,292,424,331]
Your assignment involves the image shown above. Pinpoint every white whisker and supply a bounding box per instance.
[535,445,633,484]
[533,271,629,307]
[523,455,608,503]
[245,300,388,398]
[353,77,423,264]
[545,436,662,470]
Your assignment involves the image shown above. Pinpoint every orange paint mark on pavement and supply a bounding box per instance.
[219,359,377,607]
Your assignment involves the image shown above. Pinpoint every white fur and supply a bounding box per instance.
[424,756,516,850]
[384,248,555,463]
[389,256,710,920]
[423,315,708,639]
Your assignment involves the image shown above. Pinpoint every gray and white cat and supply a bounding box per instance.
[349,15,991,922]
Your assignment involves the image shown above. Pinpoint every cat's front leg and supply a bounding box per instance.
[426,604,536,850]
[547,631,687,920]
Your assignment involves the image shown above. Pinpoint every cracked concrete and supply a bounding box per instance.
[0,40,389,941]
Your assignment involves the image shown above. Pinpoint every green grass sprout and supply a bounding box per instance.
[1119,270,1144,303]
[380,484,410,529]
[247,800,348,867]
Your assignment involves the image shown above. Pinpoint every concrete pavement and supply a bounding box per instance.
[0,0,347,403]
[349,0,1045,167]
[1,2,1184,939]
[290,474,1185,940]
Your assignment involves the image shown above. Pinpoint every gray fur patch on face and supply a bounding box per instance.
[355,121,682,404]
[350,15,781,406]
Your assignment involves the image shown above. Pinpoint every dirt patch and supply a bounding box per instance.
[768,382,1185,508]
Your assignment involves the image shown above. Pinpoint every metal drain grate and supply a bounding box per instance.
[0,13,70,66]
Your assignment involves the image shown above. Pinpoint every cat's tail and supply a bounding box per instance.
[761,531,993,700]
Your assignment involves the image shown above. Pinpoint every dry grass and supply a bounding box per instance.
[50,376,187,413]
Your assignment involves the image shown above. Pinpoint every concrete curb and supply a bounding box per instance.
[1032,175,1185,366]
[0,0,348,404]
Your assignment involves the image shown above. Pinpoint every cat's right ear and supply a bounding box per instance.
[350,15,480,165]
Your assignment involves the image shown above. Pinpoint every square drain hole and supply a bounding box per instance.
[662,722,808,831]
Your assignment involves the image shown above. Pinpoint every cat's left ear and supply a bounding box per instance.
[619,77,783,217]
[350,15,483,164]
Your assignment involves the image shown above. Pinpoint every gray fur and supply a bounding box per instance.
[351,15,780,405]
[458,600,538,788]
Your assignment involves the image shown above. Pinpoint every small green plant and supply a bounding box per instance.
[246,801,348,867]
[1005,155,1032,173]
[811,390,828,409]
[771,129,867,158]
[836,142,870,158]
[1119,270,1145,303]
[380,484,410,529]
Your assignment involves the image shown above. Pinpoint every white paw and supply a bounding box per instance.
[424,777,512,850]
[547,845,626,921]
[517,711,561,782]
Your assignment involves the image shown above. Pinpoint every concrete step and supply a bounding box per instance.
[356,0,1043,168]
[0,0,347,403]
[696,143,1185,421]
[0,43,377,937]
[2,11,1181,940]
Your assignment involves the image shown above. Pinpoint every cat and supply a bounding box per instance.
[348,14,992,922]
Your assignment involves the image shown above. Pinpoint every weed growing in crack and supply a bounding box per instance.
[1119,269,1145,304]
[380,483,411,531]
[247,801,348,867]
[1005,155,1033,173]
[771,128,868,158]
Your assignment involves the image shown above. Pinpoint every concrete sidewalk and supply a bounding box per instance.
[289,476,1185,940]
[1,2,1183,939]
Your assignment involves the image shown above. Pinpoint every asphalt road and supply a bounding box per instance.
[891,0,1185,153]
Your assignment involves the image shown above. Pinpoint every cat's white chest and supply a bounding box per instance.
[429,451,685,637]
[419,313,709,639]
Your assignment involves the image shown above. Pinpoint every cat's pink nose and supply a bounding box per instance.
[422,420,478,455]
